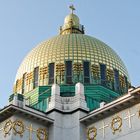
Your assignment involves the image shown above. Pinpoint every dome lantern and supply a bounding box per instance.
[59,5,85,35]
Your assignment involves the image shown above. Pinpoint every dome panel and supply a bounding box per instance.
[14,34,130,94]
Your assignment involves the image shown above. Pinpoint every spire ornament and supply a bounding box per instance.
[69,5,75,14]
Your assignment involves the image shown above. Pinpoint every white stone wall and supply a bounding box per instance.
[87,103,140,140]
[0,114,49,140]
[47,110,87,140]
[0,117,14,140]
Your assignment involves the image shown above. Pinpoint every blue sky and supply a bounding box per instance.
[0,0,140,108]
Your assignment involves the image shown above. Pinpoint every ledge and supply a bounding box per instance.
[0,104,54,125]
[80,87,140,125]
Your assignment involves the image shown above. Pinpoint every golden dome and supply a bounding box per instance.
[14,34,130,94]
[14,6,130,95]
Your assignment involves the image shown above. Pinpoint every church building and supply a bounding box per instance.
[0,5,140,140]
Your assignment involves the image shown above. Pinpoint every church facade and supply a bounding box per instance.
[0,5,140,140]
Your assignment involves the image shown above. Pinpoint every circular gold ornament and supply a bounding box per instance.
[13,120,25,137]
[36,128,47,140]
[3,120,13,137]
[87,126,97,140]
[111,116,122,134]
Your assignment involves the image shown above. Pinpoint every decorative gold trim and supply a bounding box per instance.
[36,128,47,140]
[111,116,122,134]
[13,120,25,137]
[87,126,97,140]
[3,120,13,137]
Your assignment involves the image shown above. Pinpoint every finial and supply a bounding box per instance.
[69,4,75,14]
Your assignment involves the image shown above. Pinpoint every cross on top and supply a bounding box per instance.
[69,5,75,14]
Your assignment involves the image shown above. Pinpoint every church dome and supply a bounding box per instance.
[14,6,130,95]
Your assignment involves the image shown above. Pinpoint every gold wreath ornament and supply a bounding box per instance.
[87,126,97,140]
[3,120,13,137]
[13,120,25,137]
[36,128,47,140]
[111,116,122,134]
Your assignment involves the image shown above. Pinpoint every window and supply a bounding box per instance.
[49,63,54,84]
[114,69,120,91]
[22,73,26,94]
[83,61,90,83]
[100,64,106,85]
[124,76,128,90]
[33,67,39,89]
[66,61,72,84]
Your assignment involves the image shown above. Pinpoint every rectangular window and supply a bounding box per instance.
[49,63,54,84]
[22,73,26,94]
[66,61,72,84]
[100,64,106,85]
[83,61,90,83]
[114,69,120,91]
[124,76,128,91]
[33,67,39,89]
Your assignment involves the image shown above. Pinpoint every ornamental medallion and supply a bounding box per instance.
[13,120,25,137]
[87,126,97,140]
[37,128,47,140]
[111,116,122,134]
[3,120,13,137]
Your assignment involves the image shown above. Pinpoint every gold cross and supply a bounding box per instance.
[99,121,109,138]
[124,109,135,128]
[69,5,75,14]
[26,124,36,140]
